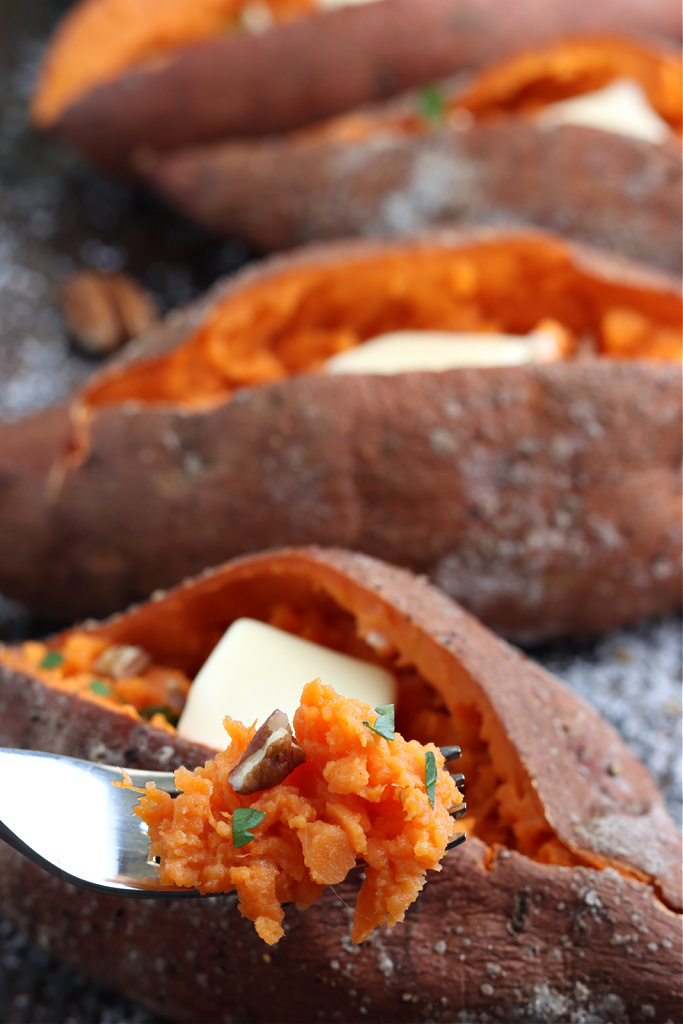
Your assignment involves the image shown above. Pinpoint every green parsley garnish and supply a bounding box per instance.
[139,705,180,727]
[363,704,395,742]
[425,751,438,809]
[232,807,265,849]
[416,84,447,126]
[40,650,65,670]
[89,679,115,697]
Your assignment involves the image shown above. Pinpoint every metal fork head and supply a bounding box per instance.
[0,746,465,898]
[0,748,194,898]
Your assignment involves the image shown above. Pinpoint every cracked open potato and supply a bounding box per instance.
[32,0,681,174]
[0,547,680,1022]
[0,229,680,638]
[145,34,683,273]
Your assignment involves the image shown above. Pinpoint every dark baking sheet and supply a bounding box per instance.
[0,0,253,426]
[0,3,680,1021]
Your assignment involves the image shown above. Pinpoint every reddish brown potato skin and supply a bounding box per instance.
[0,547,680,1022]
[0,233,680,639]
[48,0,682,173]
[0,837,680,1024]
[0,361,681,639]
[149,120,683,274]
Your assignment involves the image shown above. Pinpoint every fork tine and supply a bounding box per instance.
[439,746,467,846]
[448,803,467,818]
[439,745,462,762]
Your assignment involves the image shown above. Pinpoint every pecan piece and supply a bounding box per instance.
[93,643,151,679]
[60,269,158,355]
[229,709,306,795]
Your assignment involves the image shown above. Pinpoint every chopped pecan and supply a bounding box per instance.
[60,269,158,355]
[93,643,151,680]
[229,709,306,795]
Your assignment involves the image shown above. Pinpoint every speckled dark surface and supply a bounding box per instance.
[0,0,252,425]
[0,3,680,1022]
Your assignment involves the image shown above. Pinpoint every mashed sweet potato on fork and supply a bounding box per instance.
[131,679,462,944]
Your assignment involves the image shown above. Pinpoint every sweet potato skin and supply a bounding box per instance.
[0,547,680,1022]
[43,0,683,173]
[0,657,216,772]
[1,837,680,1024]
[1,361,680,640]
[0,232,680,639]
[149,119,683,273]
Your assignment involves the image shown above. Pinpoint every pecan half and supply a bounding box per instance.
[229,709,306,795]
[60,269,158,355]
[93,643,151,679]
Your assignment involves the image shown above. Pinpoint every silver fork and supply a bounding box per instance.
[0,746,466,898]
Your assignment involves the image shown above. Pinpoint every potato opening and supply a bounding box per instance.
[431,37,682,133]
[80,238,681,414]
[314,36,682,143]
[0,563,633,879]
[32,0,320,126]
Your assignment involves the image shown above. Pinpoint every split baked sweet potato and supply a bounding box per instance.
[0,229,680,638]
[0,547,680,1023]
[145,34,683,272]
[32,0,682,174]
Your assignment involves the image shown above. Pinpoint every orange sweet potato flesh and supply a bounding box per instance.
[0,231,680,638]
[0,547,680,1021]
[451,34,682,128]
[133,681,462,944]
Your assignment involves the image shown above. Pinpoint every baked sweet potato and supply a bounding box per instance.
[0,229,680,638]
[0,547,680,1023]
[32,0,682,173]
[145,34,683,272]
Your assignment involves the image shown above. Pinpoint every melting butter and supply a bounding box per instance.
[324,329,563,375]
[535,78,672,145]
[177,618,397,750]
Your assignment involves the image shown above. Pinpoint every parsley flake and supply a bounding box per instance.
[425,750,438,809]
[89,678,114,697]
[40,651,65,670]
[363,704,395,742]
[140,705,180,727]
[232,807,265,848]
[416,84,447,126]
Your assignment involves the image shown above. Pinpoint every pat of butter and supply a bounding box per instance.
[536,78,671,145]
[177,618,397,750]
[324,329,558,375]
